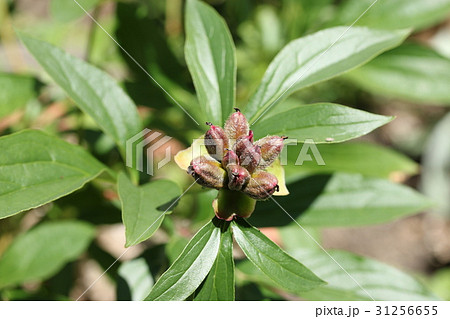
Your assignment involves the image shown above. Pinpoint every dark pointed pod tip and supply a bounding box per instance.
[187,166,195,177]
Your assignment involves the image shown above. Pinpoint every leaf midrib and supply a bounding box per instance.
[151,225,217,300]
[235,225,321,286]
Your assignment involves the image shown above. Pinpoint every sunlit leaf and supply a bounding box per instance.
[232,218,325,294]
[117,258,154,301]
[0,130,105,219]
[252,103,393,143]
[185,0,236,125]
[337,0,450,31]
[145,220,221,301]
[346,44,450,105]
[118,172,181,247]
[244,27,409,123]
[238,248,438,301]
[19,33,141,150]
[295,249,439,301]
[194,222,234,300]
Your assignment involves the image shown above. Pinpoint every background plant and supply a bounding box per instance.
[0,0,449,301]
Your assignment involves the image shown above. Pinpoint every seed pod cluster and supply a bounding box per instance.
[187,108,286,219]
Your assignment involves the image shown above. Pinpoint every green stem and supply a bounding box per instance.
[85,4,101,63]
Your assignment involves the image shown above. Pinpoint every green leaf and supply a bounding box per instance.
[249,173,433,228]
[279,224,322,252]
[50,0,99,22]
[337,0,450,31]
[244,27,409,123]
[166,236,190,264]
[117,258,154,301]
[238,248,438,301]
[118,172,182,247]
[145,220,221,300]
[294,249,439,301]
[185,0,236,125]
[252,103,393,143]
[194,223,234,301]
[18,33,141,150]
[346,44,450,105]
[0,130,105,219]
[0,73,39,118]
[232,218,325,294]
[284,142,418,179]
[421,112,450,217]
[0,221,95,289]
[428,267,450,301]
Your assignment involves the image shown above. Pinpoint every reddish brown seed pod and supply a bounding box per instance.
[243,145,261,173]
[204,122,229,162]
[243,171,279,200]
[255,135,285,168]
[236,141,261,174]
[226,163,250,191]
[222,149,239,167]
[188,156,226,189]
[234,135,252,158]
[224,108,249,142]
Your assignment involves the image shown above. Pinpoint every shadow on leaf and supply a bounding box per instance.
[248,174,331,227]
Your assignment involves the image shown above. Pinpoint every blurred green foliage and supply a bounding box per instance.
[0,0,449,301]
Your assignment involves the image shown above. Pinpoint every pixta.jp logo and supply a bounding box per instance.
[126,129,172,176]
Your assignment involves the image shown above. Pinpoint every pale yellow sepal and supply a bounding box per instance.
[265,158,289,196]
[174,135,210,170]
